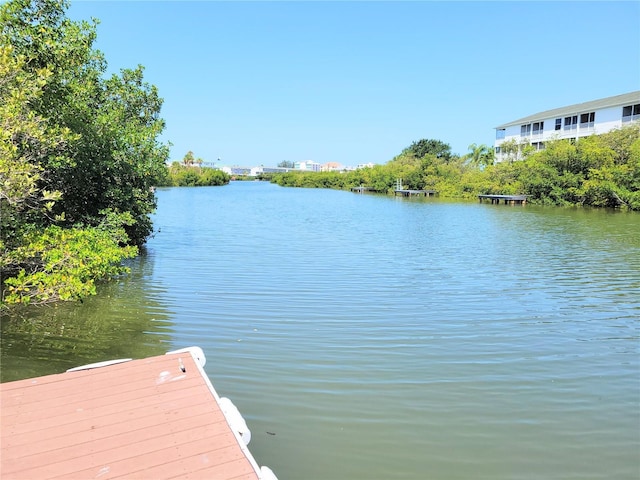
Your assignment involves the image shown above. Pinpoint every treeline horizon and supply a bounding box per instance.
[266,125,640,211]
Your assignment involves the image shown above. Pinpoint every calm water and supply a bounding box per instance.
[2,181,639,479]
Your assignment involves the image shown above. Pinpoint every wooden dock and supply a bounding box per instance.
[392,178,436,197]
[478,194,528,205]
[394,189,437,197]
[0,348,277,480]
[351,185,377,193]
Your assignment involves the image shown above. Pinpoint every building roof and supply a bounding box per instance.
[495,91,640,129]
[323,162,342,168]
[0,349,269,480]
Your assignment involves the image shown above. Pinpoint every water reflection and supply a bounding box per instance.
[0,254,174,382]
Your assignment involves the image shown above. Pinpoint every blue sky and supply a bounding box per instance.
[68,1,640,167]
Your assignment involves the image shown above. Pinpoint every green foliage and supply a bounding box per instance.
[465,143,494,168]
[160,161,230,187]
[401,138,452,161]
[515,124,640,207]
[1,0,169,247]
[181,150,202,167]
[499,138,535,163]
[1,0,169,307]
[270,126,640,211]
[0,43,72,250]
[3,213,137,305]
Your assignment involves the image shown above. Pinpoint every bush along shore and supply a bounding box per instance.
[1,0,168,307]
[269,125,640,211]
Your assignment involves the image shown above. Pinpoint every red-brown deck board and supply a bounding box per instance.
[0,352,261,480]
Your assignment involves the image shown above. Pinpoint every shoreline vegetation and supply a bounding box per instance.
[1,0,168,307]
[1,0,638,309]
[157,151,231,187]
[159,157,230,188]
[265,126,640,212]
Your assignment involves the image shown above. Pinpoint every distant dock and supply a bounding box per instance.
[392,179,437,197]
[478,194,528,205]
[394,189,437,197]
[351,181,438,197]
[351,185,377,193]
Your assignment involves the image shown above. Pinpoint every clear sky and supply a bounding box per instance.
[67,1,640,167]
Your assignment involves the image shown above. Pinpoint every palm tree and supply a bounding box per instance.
[466,143,494,168]
[182,151,195,166]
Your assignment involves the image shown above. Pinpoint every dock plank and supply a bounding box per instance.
[0,351,263,480]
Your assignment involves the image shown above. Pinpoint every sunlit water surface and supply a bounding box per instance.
[2,182,639,479]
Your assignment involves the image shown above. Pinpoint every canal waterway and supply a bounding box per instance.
[2,181,639,479]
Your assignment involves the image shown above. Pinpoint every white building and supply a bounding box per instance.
[250,166,291,176]
[221,166,251,176]
[494,91,640,162]
[321,162,343,172]
[356,162,375,169]
[294,160,321,172]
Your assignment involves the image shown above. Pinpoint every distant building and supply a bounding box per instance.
[494,91,640,162]
[356,162,375,169]
[294,160,321,172]
[250,166,291,176]
[221,166,251,176]
[321,162,343,172]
